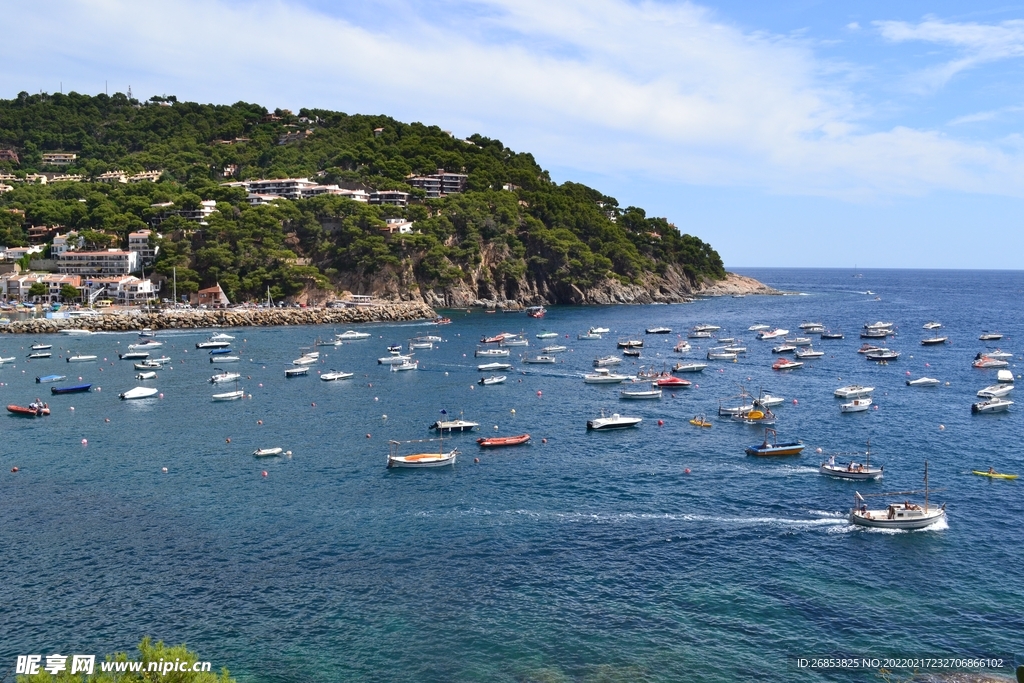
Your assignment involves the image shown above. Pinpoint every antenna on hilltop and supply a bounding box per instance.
[127,85,133,100]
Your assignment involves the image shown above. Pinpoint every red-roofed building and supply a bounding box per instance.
[194,283,230,308]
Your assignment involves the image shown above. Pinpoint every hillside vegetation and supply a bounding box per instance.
[0,90,725,304]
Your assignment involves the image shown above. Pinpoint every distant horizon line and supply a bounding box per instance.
[728,266,1024,272]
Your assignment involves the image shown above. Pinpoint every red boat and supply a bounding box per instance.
[8,403,50,417]
[432,317,452,325]
[655,376,692,388]
[526,306,546,318]
[477,433,531,448]
[480,333,512,344]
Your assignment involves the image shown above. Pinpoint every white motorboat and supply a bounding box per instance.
[820,446,883,480]
[645,327,672,334]
[673,340,691,353]
[757,328,789,340]
[748,324,770,331]
[541,345,567,353]
[135,371,157,380]
[151,356,171,364]
[30,343,52,351]
[211,356,240,363]
[783,337,813,346]
[210,371,241,384]
[707,350,737,360]
[578,332,602,340]
[208,333,234,341]
[983,349,1013,360]
[688,330,713,339]
[523,355,557,364]
[979,332,1003,341]
[922,322,942,329]
[254,447,284,457]
[536,332,559,339]
[196,340,231,349]
[978,384,1013,398]
[60,328,93,336]
[119,386,159,400]
[387,439,457,468]
[129,340,163,350]
[673,362,707,373]
[285,367,309,377]
[336,330,371,340]
[66,355,97,363]
[292,355,319,366]
[694,324,721,332]
[757,392,785,407]
[722,345,747,354]
[501,337,529,347]
[772,344,796,354]
[794,347,824,359]
[379,354,414,365]
[801,325,825,334]
[857,344,883,354]
[475,348,511,358]
[390,360,418,372]
[415,335,442,343]
[718,402,755,417]
[617,338,643,349]
[584,368,630,384]
[594,355,623,367]
[135,361,162,370]
[430,418,479,432]
[138,328,154,337]
[972,397,1013,413]
[409,341,433,350]
[119,351,150,360]
[973,355,1009,368]
[849,462,945,530]
[586,411,642,430]
[865,349,899,362]
[478,375,507,385]
[799,322,824,330]
[906,377,940,387]
[840,398,873,413]
[321,370,354,381]
[212,390,245,401]
[997,369,1014,383]
[716,337,735,344]
[620,385,662,400]
[477,362,512,371]
[28,352,51,359]
[589,326,610,334]
[864,321,894,331]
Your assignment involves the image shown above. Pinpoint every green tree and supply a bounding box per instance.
[28,281,47,299]
[59,283,80,301]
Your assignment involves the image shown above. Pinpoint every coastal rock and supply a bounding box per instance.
[694,273,780,297]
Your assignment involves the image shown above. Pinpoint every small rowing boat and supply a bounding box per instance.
[477,434,531,447]
[7,402,50,416]
[50,383,92,395]
[745,428,804,456]
[254,447,284,457]
[689,416,712,428]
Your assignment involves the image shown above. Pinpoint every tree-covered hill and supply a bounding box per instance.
[0,90,725,304]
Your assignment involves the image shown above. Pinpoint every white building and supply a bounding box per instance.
[41,153,77,165]
[225,178,363,202]
[128,230,160,265]
[2,245,45,262]
[85,276,157,304]
[51,232,84,257]
[58,249,139,276]
[368,190,410,207]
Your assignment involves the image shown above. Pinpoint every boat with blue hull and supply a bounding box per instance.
[50,383,92,395]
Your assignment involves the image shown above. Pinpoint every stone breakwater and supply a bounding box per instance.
[1,302,438,335]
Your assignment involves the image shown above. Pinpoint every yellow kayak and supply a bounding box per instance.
[689,417,713,428]
[972,470,1019,480]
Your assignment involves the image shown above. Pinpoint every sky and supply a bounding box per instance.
[3,0,1024,268]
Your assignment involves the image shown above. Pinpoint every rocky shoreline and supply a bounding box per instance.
[0,302,439,335]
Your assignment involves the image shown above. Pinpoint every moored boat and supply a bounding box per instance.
[536,331,559,339]
[584,368,630,384]
[849,462,945,530]
[36,374,66,383]
[921,336,948,345]
[478,375,507,385]
[619,385,662,400]
[977,384,1013,398]
[745,428,804,456]
[793,347,823,359]
[578,332,602,340]
[320,371,354,381]
[865,349,899,362]
[972,397,1013,413]
[645,327,671,334]
[586,411,642,430]
[979,332,1003,341]
[66,355,97,363]
[254,447,284,457]
[772,358,803,370]
[387,439,457,468]
[474,348,511,358]
[672,362,707,373]
[541,345,567,353]
[906,377,940,387]
[119,351,150,360]
[972,355,1009,369]
[136,371,157,380]
[336,330,371,340]
[477,362,512,371]
[27,352,51,359]
[430,417,479,432]
[522,355,557,364]
[8,402,50,416]
[820,447,883,480]
[119,386,159,400]
[655,376,691,388]
[593,355,622,367]
[212,389,245,401]
[840,398,873,413]
[834,385,874,398]
[285,367,309,377]
[477,434,530,447]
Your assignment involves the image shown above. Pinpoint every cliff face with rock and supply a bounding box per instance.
[1,302,437,335]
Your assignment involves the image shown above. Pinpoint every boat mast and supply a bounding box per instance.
[924,461,929,512]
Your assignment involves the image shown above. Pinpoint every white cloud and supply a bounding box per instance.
[875,16,1024,90]
[3,1,1024,201]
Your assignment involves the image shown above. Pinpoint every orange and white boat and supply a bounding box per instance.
[387,439,458,468]
[772,358,803,371]
[477,434,531,448]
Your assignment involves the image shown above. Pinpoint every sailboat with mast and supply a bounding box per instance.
[849,461,946,529]
[820,441,884,480]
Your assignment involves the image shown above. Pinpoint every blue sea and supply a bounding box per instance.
[2,268,1023,682]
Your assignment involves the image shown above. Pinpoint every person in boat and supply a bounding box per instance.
[887,505,895,519]
[988,467,996,474]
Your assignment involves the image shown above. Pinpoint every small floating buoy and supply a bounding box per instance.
[537,391,542,396]
[162,467,168,473]
[11,467,18,472]
[382,415,388,420]
[470,385,475,390]
[374,397,379,401]
[474,458,480,463]
[906,371,911,375]
[226,438,231,442]
[104,418,109,422]
[286,451,292,456]
[81,439,87,445]
[366,433,371,439]
[159,393,164,399]
[311,402,316,407]
[96,387,101,392]
[259,383,263,387]
[792,399,798,405]
[684,468,691,474]
[658,419,664,426]
[873,405,879,410]
[510,409,516,415]
[816,447,823,453]
[542,438,547,443]
[257,420,263,425]
[939,424,945,430]
[262,471,268,477]
[925,363,930,367]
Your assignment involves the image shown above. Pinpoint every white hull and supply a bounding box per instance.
[321,372,354,381]
[850,508,945,529]
[673,363,707,373]
[834,385,874,398]
[906,378,939,387]
[336,331,371,340]
[477,362,512,371]
[820,464,883,480]
[210,373,242,383]
[587,414,642,430]
[620,389,662,399]
[378,355,413,364]
[387,450,458,468]
[120,387,159,400]
[212,390,245,401]
[67,355,97,362]
[840,398,873,412]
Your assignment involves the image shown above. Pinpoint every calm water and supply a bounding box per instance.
[2,268,1023,682]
